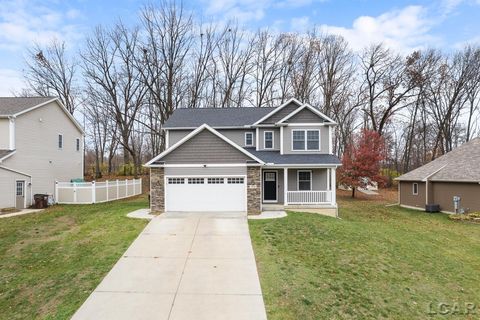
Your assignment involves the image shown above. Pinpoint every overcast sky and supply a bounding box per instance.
[0,0,479,95]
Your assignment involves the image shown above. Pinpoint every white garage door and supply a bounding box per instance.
[165,176,246,212]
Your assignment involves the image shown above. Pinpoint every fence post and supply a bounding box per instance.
[106,180,109,201]
[133,178,136,195]
[55,181,59,204]
[92,181,96,204]
[140,178,142,194]
[125,179,128,196]
[116,179,119,200]
[73,182,77,203]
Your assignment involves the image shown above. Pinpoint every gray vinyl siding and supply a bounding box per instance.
[287,169,328,191]
[286,108,325,123]
[0,168,32,208]
[258,128,280,150]
[168,130,190,146]
[283,126,330,154]
[165,166,246,176]
[168,129,256,148]
[161,130,252,164]
[260,102,299,124]
[1,101,84,198]
[0,118,9,149]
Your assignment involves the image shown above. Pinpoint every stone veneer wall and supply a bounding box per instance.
[247,166,261,215]
[150,167,165,213]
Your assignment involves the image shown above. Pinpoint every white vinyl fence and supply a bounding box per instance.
[55,179,142,204]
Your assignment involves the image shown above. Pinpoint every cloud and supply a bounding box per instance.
[203,0,326,24]
[290,16,310,32]
[0,0,83,51]
[0,68,25,95]
[318,5,440,53]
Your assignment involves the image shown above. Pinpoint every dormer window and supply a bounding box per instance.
[264,131,273,149]
[292,129,320,151]
[245,132,253,147]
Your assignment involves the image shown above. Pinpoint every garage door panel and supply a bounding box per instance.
[165,177,246,212]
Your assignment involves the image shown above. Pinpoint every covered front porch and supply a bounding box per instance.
[261,167,337,209]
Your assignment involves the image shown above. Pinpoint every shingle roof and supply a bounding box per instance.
[396,137,480,182]
[0,97,55,116]
[0,149,15,161]
[164,107,277,128]
[244,148,341,165]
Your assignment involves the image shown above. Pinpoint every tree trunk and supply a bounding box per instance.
[351,187,355,198]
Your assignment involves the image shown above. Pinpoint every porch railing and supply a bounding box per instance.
[286,191,332,204]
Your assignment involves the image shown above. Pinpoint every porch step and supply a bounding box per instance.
[262,204,285,211]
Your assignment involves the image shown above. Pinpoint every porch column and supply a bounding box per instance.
[284,168,288,205]
[331,168,336,206]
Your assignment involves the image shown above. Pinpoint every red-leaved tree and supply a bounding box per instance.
[338,129,386,198]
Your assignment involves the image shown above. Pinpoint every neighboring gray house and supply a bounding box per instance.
[396,137,480,213]
[0,97,84,209]
[145,98,341,216]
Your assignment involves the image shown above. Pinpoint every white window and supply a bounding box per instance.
[16,181,24,196]
[168,178,185,184]
[292,130,320,151]
[413,183,418,195]
[265,172,276,181]
[58,134,63,149]
[227,177,244,184]
[208,178,224,184]
[188,178,204,184]
[264,131,273,149]
[298,170,312,191]
[245,132,254,147]
[76,138,81,151]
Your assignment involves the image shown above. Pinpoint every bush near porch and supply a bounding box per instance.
[249,189,480,319]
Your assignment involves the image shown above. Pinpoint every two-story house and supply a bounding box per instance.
[0,97,84,209]
[145,98,341,216]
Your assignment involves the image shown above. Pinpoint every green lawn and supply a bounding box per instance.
[0,196,148,320]
[249,192,480,319]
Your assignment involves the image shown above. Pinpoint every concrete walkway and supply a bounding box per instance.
[72,212,267,320]
[0,208,44,219]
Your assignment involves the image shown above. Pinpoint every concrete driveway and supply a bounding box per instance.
[72,212,267,320]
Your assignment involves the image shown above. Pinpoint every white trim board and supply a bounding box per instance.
[0,150,16,163]
[276,103,337,125]
[253,98,303,125]
[0,98,85,134]
[145,123,265,166]
[0,165,31,177]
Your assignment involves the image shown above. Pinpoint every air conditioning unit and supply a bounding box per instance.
[425,204,440,213]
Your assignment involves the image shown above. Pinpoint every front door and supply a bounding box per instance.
[263,171,277,202]
[15,181,25,209]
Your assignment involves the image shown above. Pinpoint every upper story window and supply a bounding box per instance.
[245,132,253,147]
[58,134,63,149]
[264,131,273,149]
[76,138,81,152]
[292,129,320,151]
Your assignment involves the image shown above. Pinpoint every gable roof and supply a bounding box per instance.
[0,97,84,134]
[277,103,336,124]
[253,98,303,125]
[0,97,56,116]
[0,149,15,162]
[164,107,276,129]
[164,98,334,129]
[396,137,480,182]
[145,124,265,166]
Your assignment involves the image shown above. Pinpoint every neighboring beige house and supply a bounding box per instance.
[0,97,84,209]
[396,137,480,213]
[145,98,341,216]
